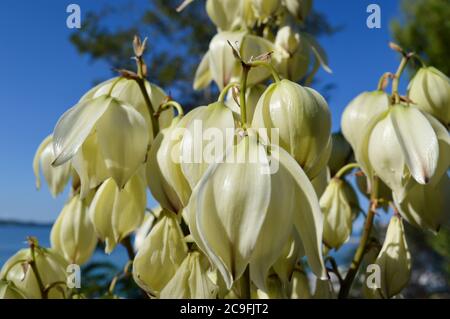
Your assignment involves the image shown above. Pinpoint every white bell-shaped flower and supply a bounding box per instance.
[33,135,71,197]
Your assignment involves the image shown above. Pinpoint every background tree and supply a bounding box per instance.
[70,0,336,109]
[391,0,450,75]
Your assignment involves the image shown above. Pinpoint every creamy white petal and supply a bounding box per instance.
[180,102,236,190]
[111,172,146,244]
[189,135,271,288]
[33,135,71,197]
[274,145,327,280]
[390,105,438,184]
[249,150,296,291]
[53,96,112,165]
[194,51,213,90]
[368,114,409,201]
[96,99,149,188]
[89,178,117,253]
[71,133,109,198]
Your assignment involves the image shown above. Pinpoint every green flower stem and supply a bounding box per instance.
[248,60,281,83]
[136,56,146,79]
[156,100,184,118]
[338,177,379,299]
[218,82,240,103]
[411,53,426,67]
[239,64,250,128]
[391,55,411,104]
[376,72,392,91]
[28,238,47,299]
[334,163,361,179]
[135,78,160,138]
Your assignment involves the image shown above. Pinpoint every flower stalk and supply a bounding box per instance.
[338,177,378,299]
[28,237,47,299]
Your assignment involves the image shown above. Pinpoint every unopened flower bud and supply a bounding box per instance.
[180,101,237,190]
[202,31,274,89]
[147,117,192,213]
[408,66,450,126]
[320,178,353,249]
[341,90,389,159]
[252,79,332,179]
[367,215,411,299]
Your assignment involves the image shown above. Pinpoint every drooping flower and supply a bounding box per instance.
[186,130,326,291]
[252,79,332,179]
[33,135,71,197]
[319,178,354,249]
[396,174,450,233]
[366,215,411,299]
[180,101,238,190]
[408,66,450,126]
[205,0,242,31]
[52,77,172,196]
[362,104,448,201]
[89,172,146,253]
[0,244,69,299]
[53,94,149,191]
[341,90,390,183]
[50,194,97,265]
[147,117,193,213]
[133,210,188,297]
[194,31,274,90]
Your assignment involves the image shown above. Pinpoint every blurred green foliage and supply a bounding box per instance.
[391,0,450,76]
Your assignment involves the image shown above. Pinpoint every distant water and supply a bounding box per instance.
[0,224,128,267]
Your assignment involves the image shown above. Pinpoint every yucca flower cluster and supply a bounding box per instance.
[1,0,448,300]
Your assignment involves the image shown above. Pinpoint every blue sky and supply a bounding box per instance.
[0,0,406,222]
